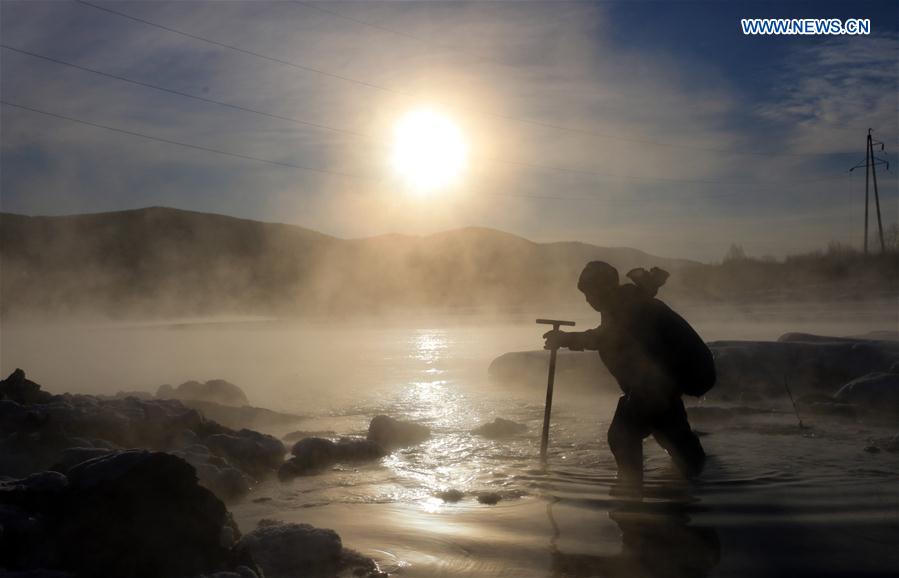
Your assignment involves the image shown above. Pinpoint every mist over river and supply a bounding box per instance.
[2,300,897,577]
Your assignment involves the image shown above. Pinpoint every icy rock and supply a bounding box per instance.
[436,489,465,502]
[206,429,286,478]
[0,451,238,578]
[50,447,115,473]
[475,489,525,505]
[367,415,430,449]
[334,438,386,461]
[157,379,250,407]
[0,369,54,405]
[39,394,206,450]
[286,437,336,472]
[0,389,224,478]
[173,445,252,502]
[279,437,386,480]
[472,418,528,438]
[835,372,899,414]
[283,430,337,444]
[0,471,68,512]
[237,519,380,578]
[476,492,503,505]
[236,520,342,578]
[59,450,232,577]
[710,339,899,399]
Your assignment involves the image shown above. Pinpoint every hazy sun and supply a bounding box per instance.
[392,109,467,193]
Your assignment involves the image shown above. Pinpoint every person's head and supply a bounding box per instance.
[577,261,619,312]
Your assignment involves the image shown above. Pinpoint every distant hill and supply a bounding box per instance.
[0,207,694,317]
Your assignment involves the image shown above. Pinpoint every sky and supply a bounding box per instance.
[1,0,897,261]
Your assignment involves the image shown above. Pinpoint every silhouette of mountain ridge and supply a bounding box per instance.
[1,207,694,316]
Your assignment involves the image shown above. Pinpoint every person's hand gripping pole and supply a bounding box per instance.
[537,318,576,465]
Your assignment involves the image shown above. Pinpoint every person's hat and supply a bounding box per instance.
[577,261,619,293]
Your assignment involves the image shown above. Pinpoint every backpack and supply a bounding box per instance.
[653,302,716,397]
[618,289,716,397]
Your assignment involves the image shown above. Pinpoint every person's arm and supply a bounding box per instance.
[543,327,605,351]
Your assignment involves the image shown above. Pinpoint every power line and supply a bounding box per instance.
[290,1,497,67]
[4,44,837,188]
[0,44,372,141]
[0,100,367,179]
[5,99,813,203]
[74,0,403,96]
[292,1,433,46]
[73,0,859,159]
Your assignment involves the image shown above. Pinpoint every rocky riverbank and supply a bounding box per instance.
[0,369,387,578]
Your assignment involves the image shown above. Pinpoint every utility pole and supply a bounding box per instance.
[850,129,889,254]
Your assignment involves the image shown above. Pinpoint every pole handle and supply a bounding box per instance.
[536,319,576,327]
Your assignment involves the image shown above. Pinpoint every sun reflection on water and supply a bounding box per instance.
[421,496,445,514]
[410,329,449,363]
[326,326,539,509]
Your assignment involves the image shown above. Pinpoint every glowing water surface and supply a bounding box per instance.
[2,306,897,577]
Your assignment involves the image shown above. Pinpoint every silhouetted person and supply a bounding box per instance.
[544,261,715,485]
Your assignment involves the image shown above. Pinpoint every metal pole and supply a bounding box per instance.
[536,318,575,465]
[870,138,886,254]
[864,132,871,254]
[540,345,558,463]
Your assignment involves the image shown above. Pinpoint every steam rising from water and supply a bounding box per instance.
[1,303,891,402]
[2,309,897,577]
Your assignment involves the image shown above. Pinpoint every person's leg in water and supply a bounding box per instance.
[607,395,653,486]
[652,397,706,477]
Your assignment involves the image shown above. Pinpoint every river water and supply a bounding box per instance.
[2,302,897,577]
